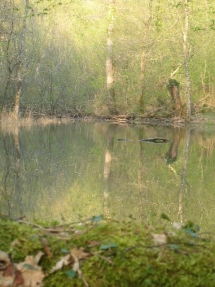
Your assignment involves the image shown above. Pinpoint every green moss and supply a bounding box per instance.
[1,217,215,286]
[167,78,180,89]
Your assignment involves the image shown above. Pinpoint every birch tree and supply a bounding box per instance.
[106,0,117,114]
[182,0,191,120]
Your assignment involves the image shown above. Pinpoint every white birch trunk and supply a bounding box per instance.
[183,0,191,120]
[106,0,116,114]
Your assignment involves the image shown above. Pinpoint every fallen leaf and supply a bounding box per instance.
[86,240,101,247]
[14,269,24,286]
[3,263,14,277]
[41,238,52,257]
[50,254,70,273]
[0,251,10,270]
[152,233,167,245]
[16,252,45,287]
[70,248,90,260]
[173,222,184,230]
[0,272,14,287]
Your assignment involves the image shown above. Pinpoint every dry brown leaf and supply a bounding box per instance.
[49,254,70,274]
[152,233,167,245]
[0,251,14,287]
[0,251,10,270]
[14,270,24,286]
[3,264,14,277]
[70,248,90,260]
[16,252,45,287]
[70,254,79,272]
[0,272,14,287]
[86,240,101,247]
[41,238,52,257]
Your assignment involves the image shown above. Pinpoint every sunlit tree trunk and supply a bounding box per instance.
[14,0,29,121]
[103,126,115,219]
[106,0,117,114]
[183,0,191,121]
[103,149,112,220]
[178,127,190,222]
[139,0,153,113]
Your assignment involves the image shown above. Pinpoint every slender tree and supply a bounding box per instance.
[14,0,29,121]
[139,0,153,113]
[106,0,117,114]
[182,0,191,120]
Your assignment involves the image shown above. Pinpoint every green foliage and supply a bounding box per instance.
[0,0,215,115]
[167,79,180,89]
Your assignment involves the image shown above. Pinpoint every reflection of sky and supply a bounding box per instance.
[0,123,215,230]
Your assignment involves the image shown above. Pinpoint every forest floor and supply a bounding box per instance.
[1,215,215,287]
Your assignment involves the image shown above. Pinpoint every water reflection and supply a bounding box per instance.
[0,122,215,230]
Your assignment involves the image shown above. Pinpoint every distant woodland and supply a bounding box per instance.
[1,0,215,119]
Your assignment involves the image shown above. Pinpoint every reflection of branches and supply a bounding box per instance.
[166,128,181,164]
[14,125,23,218]
[138,128,145,220]
[178,127,190,222]
[0,126,23,218]
[2,138,12,217]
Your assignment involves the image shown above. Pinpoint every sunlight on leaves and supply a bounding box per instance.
[152,233,167,245]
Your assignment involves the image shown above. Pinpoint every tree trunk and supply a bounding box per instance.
[13,0,29,121]
[139,0,153,113]
[167,79,182,116]
[106,0,117,114]
[183,0,191,121]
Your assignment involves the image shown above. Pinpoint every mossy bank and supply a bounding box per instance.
[1,215,215,287]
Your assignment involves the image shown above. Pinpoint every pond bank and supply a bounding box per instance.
[1,110,215,131]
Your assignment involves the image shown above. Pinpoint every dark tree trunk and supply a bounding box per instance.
[167,79,182,116]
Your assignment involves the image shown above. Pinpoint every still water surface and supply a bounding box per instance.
[0,122,215,230]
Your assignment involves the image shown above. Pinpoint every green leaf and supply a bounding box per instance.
[23,264,37,270]
[91,215,103,222]
[160,213,170,221]
[65,269,77,278]
[100,243,118,250]
[168,244,179,250]
[183,221,200,233]
[61,248,69,254]
[184,228,198,238]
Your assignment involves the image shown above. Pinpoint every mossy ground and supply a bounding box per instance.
[1,216,215,286]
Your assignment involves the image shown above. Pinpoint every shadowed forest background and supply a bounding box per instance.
[0,0,215,118]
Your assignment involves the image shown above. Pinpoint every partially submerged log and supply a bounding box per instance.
[118,138,170,144]
[139,137,170,143]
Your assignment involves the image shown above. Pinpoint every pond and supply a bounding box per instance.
[0,122,215,230]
